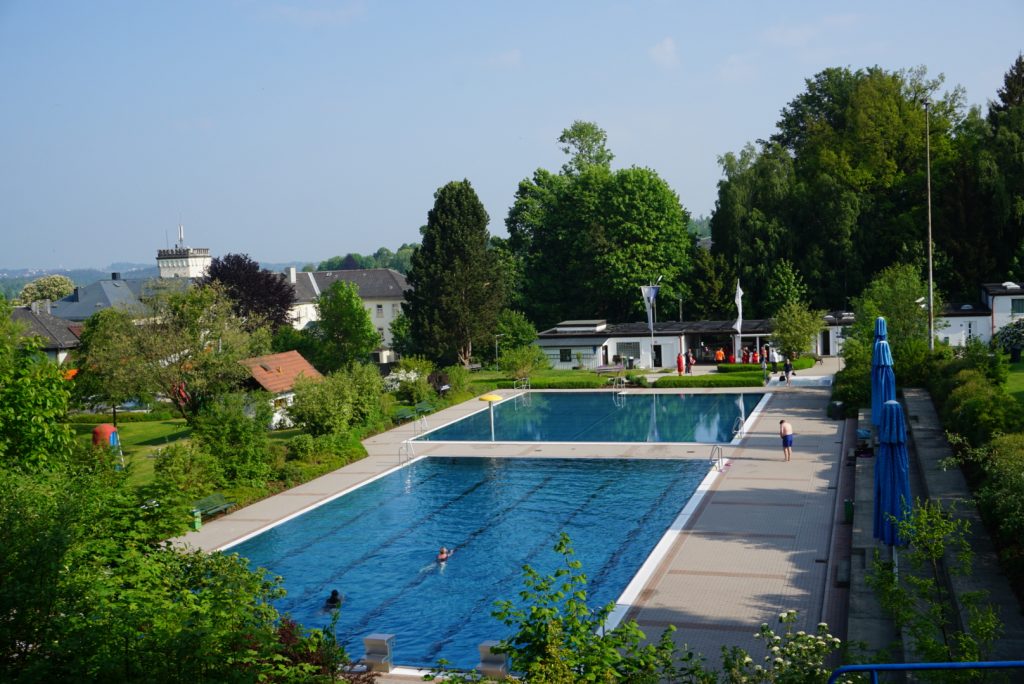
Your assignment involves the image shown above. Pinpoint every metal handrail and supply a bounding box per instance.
[732,415,745,438]
[709,445,724,471]
[828,660,1024,684]
[398,441,414,463]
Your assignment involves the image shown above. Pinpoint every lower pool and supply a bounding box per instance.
[229,456,710,670]
[417,391,764,443]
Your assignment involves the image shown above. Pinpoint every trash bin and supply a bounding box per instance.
[626,356,635,370]
[191,508,202,531]
[828,400,844,419]
[843,499,854,524]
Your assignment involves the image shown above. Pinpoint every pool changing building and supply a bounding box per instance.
[535,314,852,371]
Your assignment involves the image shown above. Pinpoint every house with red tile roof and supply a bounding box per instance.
[238,350,322,427]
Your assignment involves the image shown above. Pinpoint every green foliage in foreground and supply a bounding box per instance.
[717,357,814,373]
[427,533,848,683]
[868,499,1001,672]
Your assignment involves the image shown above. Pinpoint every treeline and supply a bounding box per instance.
[314,243,418,274]
[711,57,1024,317]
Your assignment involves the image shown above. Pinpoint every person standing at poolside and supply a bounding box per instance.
[779,419,794,461]
[783,356,794,387]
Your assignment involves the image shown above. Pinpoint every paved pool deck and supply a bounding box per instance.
[172,358,851,678]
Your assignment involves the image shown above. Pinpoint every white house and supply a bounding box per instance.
[284,267,409,362]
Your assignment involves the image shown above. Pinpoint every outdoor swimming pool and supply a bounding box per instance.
[229,456,711,670]
[418,391,765,443]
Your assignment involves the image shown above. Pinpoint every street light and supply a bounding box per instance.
[924,99,935,351]
[494,334,505,364]
[479,393,502,441]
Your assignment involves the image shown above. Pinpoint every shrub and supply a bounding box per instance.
[941,369,1019,446]
[388,356,435,404]
[495,375,604,389]
[192,392,273,484]
[67,411,174,424]
[289,373,353,437]
[498,345,549,378]
[654,373,764,388]
[717,357,814,373]
[152,442,224,498]
[344,362,385,427]
[443,364,470,394]
[287,434,317,462]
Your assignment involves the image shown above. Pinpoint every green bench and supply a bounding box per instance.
[192,493,235,520]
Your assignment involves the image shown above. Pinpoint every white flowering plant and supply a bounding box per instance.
[720,609,850,683]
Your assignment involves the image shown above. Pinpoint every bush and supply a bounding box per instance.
[289,374,353,437]
[495,375,605,389]
[498,345,549,379]
[941,369,1020,446]
[192,392,273,484]
[67,411,174,424]
[344,362,385,427]
[717,357,813,373]
[386,356,436,404]
[152,442,224,498]
[443,364,470,394]
[654,373,764,388]
[287,434,317,462]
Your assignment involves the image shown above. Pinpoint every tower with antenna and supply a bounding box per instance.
[157,224,211,278]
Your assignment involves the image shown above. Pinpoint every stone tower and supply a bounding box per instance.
[157,224,211,279]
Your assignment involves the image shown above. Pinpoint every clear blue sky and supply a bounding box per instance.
[1,1,1021,269]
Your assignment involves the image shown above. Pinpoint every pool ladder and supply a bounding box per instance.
[398,441,415,464]
[732,415,746,439]
[709,445,725,471]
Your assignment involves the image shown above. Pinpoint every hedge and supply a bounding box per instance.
[717,357,814,373]
[654,373,764,388]
[67,411,175,424]
[495,375,606,389]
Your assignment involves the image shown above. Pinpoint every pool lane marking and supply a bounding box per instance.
[603,456,728,632]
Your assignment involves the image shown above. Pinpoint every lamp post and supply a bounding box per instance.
[494,334,505,364]
[924,99,935,351]
[479,393,502,441]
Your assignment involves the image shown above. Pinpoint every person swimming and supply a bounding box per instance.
[324,589,342,609]
[436,546,454,562]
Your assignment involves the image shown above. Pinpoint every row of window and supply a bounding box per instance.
[366,303,403,318]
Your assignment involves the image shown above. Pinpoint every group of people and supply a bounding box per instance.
[675,351,697,375]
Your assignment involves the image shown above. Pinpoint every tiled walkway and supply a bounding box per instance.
[172,360,850,678]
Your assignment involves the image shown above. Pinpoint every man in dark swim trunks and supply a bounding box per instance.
[779,419,794,461]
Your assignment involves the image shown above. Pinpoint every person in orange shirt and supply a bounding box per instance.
[714,347,725,362]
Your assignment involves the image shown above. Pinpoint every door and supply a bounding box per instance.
[653,344,662,368]
[820,331,831,356]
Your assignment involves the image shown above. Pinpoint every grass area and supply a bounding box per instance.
[73,419,191,486]
[1006,361,1024,404]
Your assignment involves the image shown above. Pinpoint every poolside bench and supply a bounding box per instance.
[467,362,482,372]
[192,493,236,519]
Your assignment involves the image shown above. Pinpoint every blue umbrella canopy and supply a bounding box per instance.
[873,400,912,546]
[871,339,895,426]
[874,316,888,340]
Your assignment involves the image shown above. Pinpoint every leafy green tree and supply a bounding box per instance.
[405,180,504,366]
[508,123,693,327]
[498,344,549,379]
[203,253,296,331]
[18,274,75,304]
[289,373,354,437]
[493,309,537,362]
[771,300,826,359]
[312,280,380,372]
[192,392,274,484]
[388,312,416,358]
[685,245,734,320]
[0,297,72,472]
[135,283,259,421]
[73,308,150,423]
[764,259,808,316]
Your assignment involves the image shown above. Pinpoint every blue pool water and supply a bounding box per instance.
[230,456,710,670]
[418,391,764,442]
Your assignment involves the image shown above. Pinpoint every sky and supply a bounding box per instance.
[1,1,1021,270]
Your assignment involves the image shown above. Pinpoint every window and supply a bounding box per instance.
[376,304,384,318]
[617,342,640,360]
[559,349,572,363]
[1011,298,1024,314]
[377,327,385,337]
[392,303,400,316]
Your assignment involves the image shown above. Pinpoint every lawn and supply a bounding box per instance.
[73,419,191,486]
[1006,361,1024,404]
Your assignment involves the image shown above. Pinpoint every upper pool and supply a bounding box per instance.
[417,391,765,443]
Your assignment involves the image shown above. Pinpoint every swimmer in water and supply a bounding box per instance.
[436,546,454,562]
[324,589,342,610]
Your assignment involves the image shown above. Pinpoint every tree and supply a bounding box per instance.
[388,312,416,358]
[203,253,296,331]
[558,120,614,175]
[764,259,808,316]
[508,123,693,327]
[493,309,537,362]
[685,244,733,320]
[73,308,151,424]
[405,180,504,366]
[0,297,72,472]
[288,373,353,437]
[312,280,380,373]
[18,274,74,304]
[771,300,826,359]
[134,283,260,421]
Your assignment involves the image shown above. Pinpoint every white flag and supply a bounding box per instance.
[640,285,660,333]
[733,281,743,332]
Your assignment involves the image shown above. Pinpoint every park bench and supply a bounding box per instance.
[467,362,482,372]
[191,493,236,519]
